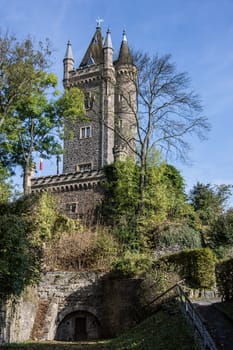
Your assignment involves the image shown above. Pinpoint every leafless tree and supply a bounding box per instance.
[117,51,210,211]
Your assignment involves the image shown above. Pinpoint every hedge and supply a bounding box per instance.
[216,258,233,301]
[155,248,216,289]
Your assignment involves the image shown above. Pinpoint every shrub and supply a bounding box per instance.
[150,223,202,251]
[44,228,117,271]
[0,215,40,299]
[216,258,233,301]
[110,251,153,278]
[155,248,216,289]
[139,265,181,312]
[112,226,146,252]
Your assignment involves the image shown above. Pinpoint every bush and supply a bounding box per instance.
[155,248,216,289]
[0,215,40,299]
[150,223,202,251]
[216,258,233,301]
[139,266,181,312]
[44,228,118,271]
[110,251,153,278]
[112,226,146,252]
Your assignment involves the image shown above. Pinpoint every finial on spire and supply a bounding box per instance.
[122,29,127,42]
[96,17,104,29]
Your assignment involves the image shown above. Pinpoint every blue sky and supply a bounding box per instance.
[1,0,233,198]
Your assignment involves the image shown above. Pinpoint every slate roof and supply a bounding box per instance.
[79,27,104,67]
[117,30,133,65]
[31,170,105,190]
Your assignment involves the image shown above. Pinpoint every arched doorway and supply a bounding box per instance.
[55,310,101,341]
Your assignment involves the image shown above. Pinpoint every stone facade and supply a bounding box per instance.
[31,170,105,219]
[30,23,137,218]
[0,272,142,343]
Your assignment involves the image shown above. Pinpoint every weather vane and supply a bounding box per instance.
[96,17,104,28]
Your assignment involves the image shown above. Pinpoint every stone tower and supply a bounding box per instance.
[62,23,137,174]
[31,23,137,218]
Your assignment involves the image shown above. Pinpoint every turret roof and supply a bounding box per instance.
[64,40,74,61]
[103,28,113,49]
[117,30,133,65]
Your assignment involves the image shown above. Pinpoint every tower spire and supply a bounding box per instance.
[117,30,133,65]
[103,28,113,49]
[64,40,74,61]
[63,40,74,87]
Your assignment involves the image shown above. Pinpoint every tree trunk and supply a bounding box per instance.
[23,164,32,195]
[137,152,147,217]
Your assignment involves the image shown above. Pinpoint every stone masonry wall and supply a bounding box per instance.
[0,272,143,344]
[56,183,104,220]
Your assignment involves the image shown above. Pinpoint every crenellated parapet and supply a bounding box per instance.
[31,170,104,194]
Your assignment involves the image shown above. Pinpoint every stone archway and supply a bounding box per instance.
[55,310,101,341]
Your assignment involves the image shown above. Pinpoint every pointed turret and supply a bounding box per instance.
[114,30,137,162]
[103,28,113,49]
[63,40,74,86]
[64,40,74,61]
[103,28,114,69]
[117,30,133,65]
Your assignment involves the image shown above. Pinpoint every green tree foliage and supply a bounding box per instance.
[102,158,139,226]
[0,214,39,299]
[0,166,12,202]
[7,72,61,194]
[189,182,231,219]
[150,223,202,252]
[0,192,73,299]
[189,182,232,250]
[141,163,194,231]
[110,251,153,278]
[0,33,52,131]
[210,208,233,254]
[216,258,233,301]
[0,32,85,193]
[102,157,196,253]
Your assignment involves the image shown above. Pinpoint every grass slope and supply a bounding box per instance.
[2,307,200,350]
[108,308,200,350]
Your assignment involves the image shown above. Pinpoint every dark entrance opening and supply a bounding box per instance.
[55,310,101,341]
[75,317,87,340]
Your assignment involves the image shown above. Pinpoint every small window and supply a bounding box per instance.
[81,127,86,139]
[80,126,92,139]
[118,94,123,102]
[66,203,77,213]
[86,127,91,138]
[77,163,92,172]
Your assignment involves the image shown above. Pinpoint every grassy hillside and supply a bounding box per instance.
[2,306,200,350]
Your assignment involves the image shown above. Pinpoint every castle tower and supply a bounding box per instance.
[114,30,137,161]
[63,23,115,174]
[31,24,138,218]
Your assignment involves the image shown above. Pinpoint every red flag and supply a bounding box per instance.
[39,158,43,171]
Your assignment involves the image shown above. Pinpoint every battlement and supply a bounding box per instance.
[31,170,104,193]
